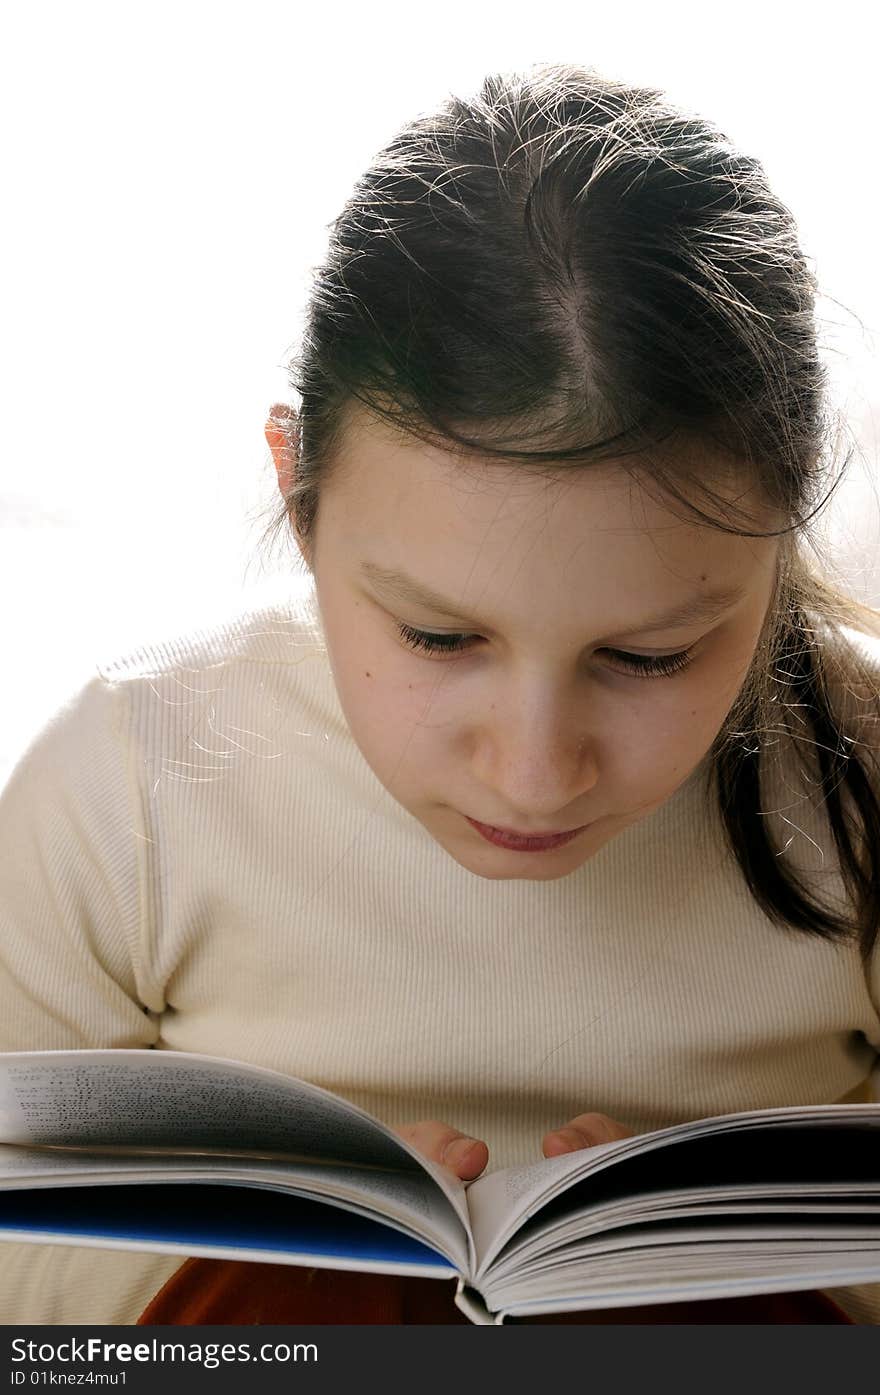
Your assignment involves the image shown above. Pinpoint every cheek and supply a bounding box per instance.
[615,667,744,791]
[324,628,431,754]
[662,659,756,773]
[695,632,763,734]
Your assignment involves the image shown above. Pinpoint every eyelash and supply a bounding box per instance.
[395,623,695,679]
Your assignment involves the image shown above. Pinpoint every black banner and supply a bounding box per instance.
[2,1325,876,1392]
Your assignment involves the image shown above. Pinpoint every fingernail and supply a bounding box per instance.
[443,1137,478,1168]
[546,1127,588,1154]
[559,1126,589,1149]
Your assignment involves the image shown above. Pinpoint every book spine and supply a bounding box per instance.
[453,1278,503,1325]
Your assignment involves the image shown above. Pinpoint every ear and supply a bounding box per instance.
[265,403,300,498]
[264,404,314,570]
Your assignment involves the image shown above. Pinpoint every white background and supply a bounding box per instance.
[2,0,878,789]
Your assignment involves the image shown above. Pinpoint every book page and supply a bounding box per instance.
[466,1140,635,1275]
[0,1049,415,1164]
[484,1230,880,1319]
[465,1102,880,1278]
[0,1050,470,1237]
[0,1143,471,1272]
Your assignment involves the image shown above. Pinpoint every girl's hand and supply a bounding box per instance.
[391,1112,633,1177]
[391,1120,489,1180]
[542,1112,635,1157]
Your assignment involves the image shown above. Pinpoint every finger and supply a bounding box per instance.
[391,1120,489,1179]
[542,1112,634,1157]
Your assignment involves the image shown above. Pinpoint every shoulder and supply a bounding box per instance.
[831,619,880,676]
[89,581,348,800]
[95,582,326,687]
[815,617,880,768]
[86,582,339,789]
[759,613,880,845]
[4,582,332,807]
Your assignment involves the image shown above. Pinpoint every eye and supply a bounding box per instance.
[397,623,477,656]
[395,623,695,678]
[606,649,694,679]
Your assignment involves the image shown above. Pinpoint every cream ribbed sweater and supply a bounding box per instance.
[1,585,878,1324]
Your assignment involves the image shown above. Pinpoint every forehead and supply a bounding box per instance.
[320,407,780,586]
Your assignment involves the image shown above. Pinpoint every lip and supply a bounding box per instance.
[464,816,589,852]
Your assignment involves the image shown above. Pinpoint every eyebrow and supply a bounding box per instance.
[358,561,748,638]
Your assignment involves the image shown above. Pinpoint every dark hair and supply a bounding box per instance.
[258,61,880,966]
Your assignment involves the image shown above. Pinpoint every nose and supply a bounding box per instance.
[469,679,599,821]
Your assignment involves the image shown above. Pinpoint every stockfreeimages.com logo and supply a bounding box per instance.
[10,1337,317,1372]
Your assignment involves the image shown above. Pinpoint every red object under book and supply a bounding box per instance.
[137,1259,855,1325]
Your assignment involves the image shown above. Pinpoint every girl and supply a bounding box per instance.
[1,61,878,1326]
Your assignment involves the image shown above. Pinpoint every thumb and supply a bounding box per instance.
[391,1120,489,1180]
[542,1112,634,1157]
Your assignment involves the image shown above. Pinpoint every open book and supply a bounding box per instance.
[0,1049,879,1325]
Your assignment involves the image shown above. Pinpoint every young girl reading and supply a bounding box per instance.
[1,61,878,1325]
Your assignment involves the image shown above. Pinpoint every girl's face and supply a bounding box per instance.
[271,408,781,881]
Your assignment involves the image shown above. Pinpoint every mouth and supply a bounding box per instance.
[464,816,590,853]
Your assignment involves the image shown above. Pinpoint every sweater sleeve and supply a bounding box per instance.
[0,673,182,1322]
